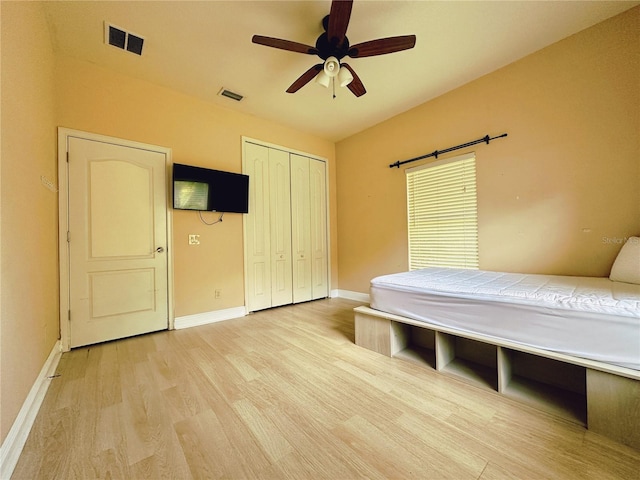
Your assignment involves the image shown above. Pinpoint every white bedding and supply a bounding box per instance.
[370,268,640,370]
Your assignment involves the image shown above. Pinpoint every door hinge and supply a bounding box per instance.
[68,310,71,321]
[67,231,71,243]
[66,151,69,163]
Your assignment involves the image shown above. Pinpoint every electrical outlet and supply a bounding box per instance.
[189,234,200,245]
[215,289,221,299]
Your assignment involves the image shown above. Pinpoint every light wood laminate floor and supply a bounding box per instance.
[13,298,640,479]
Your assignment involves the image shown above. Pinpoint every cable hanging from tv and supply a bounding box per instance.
[389,133,508,169]
[198,211,224,226]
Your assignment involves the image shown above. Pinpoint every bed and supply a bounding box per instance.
[354,237,640,449]
[370,267,640,370]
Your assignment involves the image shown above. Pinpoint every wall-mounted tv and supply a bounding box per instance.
[173,163,249,213]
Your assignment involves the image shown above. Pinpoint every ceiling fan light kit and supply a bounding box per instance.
[315,56,353,91]
[323,56,340,77]
[338,66,353,87]
[252,0,416,97]
[315,70,331,88]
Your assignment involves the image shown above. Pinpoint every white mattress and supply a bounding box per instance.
[370,268,640,370]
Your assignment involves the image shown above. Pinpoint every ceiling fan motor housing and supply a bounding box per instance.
[315,31,350,60]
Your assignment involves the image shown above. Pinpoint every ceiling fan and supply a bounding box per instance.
[252,0,416,97]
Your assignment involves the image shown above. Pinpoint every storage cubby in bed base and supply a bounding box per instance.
[498,348,587,425]
[436,333,498,391]
[390,323,436,369]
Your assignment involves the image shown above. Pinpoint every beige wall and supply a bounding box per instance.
[1,2,59,442]
[54,56,337,317]
[336,7,640,293]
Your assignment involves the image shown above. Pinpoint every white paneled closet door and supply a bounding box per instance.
[309,158,328,299]
[291,154,313,303]
[269,149,293,307]
[243,138,329,313]
[244,143,273,311]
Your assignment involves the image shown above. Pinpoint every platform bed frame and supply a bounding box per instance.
[354,305,640,450]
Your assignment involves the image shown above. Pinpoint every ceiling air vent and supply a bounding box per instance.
[105,22,144,56]
[218,88,244,102]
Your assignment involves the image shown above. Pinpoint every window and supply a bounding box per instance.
[406,153,478,270]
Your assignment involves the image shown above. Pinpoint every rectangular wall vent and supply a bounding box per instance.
[218,88,244,102]
[105,22,144,56]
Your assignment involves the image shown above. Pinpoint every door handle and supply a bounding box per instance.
[156,247,165,253]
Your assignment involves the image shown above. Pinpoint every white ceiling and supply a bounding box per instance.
[42,1,638,142]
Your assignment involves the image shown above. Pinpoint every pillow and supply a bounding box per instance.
[609,237,640,284]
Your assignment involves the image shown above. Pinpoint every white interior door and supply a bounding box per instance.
[309,158,328,299]
[242,137,330,312]
[68,137,169,347]
[269,149,293,307]
[290,154,312,303]
[244,142,272,311]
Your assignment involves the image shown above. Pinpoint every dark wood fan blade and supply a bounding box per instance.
[252,35,318,55]
[341,63,366,97]
[348,35,416,58]
[286,64,323,93]
[327,0,353,46]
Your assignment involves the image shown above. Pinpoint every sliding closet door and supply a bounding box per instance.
[309,158,328,299]
[290,154,313,303]
[269,149,293,307]
[244,143,272,311]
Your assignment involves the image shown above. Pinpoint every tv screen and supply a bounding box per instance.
[174,180,209,210]
[209,170,250,214]
[172,163,249,213]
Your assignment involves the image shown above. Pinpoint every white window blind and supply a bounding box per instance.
[406,153,478,270]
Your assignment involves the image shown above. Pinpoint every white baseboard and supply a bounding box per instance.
[335,290,370,303]
[174,306,247,330]
[1,340,62,480]
[174,294,370,330]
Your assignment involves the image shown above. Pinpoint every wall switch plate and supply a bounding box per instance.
[189,234,200,245]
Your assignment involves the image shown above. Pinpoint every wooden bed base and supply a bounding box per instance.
[354,305,640,450]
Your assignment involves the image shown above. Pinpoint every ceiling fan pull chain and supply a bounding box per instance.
[332,77,336,99]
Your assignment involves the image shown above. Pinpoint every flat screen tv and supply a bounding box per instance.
[173,163,249,213]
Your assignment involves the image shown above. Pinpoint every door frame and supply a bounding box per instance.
[57,128,175,351]
[241,136,331,311]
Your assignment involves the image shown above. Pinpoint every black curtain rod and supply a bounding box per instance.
[389,133,508,169]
